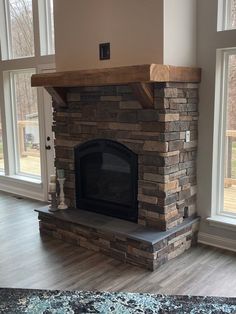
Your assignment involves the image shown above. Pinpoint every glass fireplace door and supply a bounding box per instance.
[75,139,138,222]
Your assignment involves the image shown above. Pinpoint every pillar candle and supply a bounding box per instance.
[50,175,56,183]
[49,183,56,193]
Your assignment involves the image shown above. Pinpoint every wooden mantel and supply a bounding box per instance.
[31,64,201,87]
[31,64,201,109]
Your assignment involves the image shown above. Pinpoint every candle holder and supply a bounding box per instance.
[58,178,68,209]
[48,192,58,212]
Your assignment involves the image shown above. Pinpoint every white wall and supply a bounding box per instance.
[164,0,197,66]
[197,0,236,241]
[54,0,198,71]
[54,0,164,71]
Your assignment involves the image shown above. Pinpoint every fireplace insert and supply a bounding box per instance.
[74,139,138,222]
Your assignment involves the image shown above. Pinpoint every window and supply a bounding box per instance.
[0,0,55,200]
[214,49,236,217]
[10,69,41,177]
[1,0,35,60]
[218,0,236,31]
[212,1,236,223]
[222,52,236,215]
[0,0,55,59]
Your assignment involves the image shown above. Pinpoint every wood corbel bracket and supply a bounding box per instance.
[45,87,67,107]
[131,82,154,109]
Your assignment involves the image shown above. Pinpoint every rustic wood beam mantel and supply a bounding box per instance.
[31,64,201,108]
[32,64,201,87]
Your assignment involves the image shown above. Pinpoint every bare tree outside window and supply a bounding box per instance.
[9,0,34,58]
[6,0,41,176]
[13,70,41,177]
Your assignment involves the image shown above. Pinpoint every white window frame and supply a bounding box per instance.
[0,0,55,201]
[212,48,236,221]
[218,0,236,31]
[38,0,55,56]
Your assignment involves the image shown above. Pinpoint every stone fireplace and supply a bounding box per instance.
[32,64,201,270]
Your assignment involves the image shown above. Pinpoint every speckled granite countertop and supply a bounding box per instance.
[0,288,235,313]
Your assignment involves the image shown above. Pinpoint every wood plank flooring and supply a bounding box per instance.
[0,191,236,297]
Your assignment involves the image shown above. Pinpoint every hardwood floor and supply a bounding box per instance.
[0,191,236,297]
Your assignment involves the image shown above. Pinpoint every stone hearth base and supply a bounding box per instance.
[36,207,200,271]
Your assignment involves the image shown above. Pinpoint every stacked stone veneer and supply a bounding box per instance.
[38,209,200,271]
[53,82,198,231]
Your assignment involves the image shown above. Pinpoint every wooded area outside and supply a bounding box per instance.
[10,0,40,177]
[14,70,41,176]
[9,0,34,58]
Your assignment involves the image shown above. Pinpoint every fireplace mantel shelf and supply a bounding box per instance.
[31,64,201,108]
[31,64,201,87]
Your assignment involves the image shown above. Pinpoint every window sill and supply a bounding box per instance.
[0,173,44,201]
[207,215,236,231]
[0,173,41,185]
[9,174,41,184]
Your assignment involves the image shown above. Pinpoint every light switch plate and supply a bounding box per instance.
[99,43,110,60]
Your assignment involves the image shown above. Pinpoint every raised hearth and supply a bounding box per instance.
[32,64,201,270]
[36,207,200,271]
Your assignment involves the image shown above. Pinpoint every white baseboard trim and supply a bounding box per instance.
[198,232,236,252]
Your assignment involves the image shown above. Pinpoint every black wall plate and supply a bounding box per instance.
[99,43,110,60]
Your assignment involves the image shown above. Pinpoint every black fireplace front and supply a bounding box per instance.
[74,139,138,222]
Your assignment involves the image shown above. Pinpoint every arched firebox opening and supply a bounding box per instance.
[75,139,138,222]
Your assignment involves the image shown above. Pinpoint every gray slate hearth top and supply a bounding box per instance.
[35,207,200,245]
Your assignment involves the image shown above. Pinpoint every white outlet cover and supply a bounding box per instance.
[185,131,191,142]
